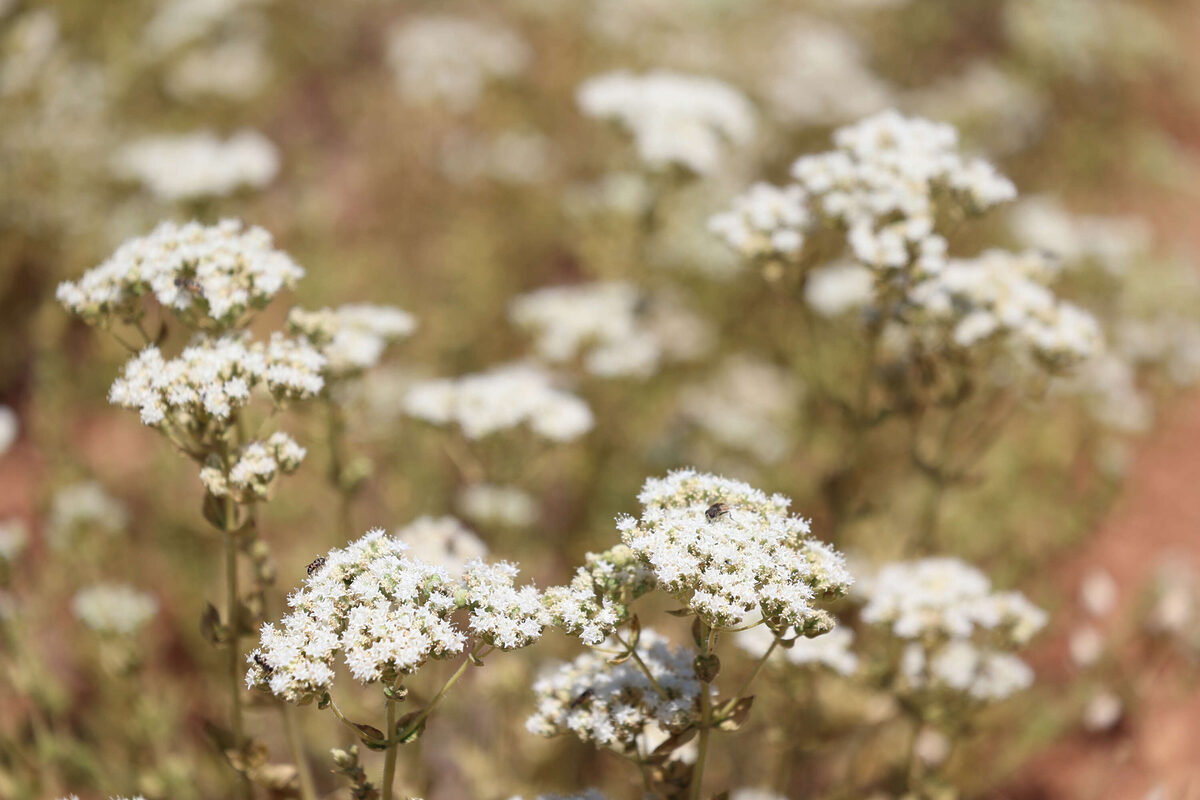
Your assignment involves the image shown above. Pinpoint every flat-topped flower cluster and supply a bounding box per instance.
[108,332,324,431]
[56,219,304,329]
[246,528,544,703]
[710,110,1104,369]
[617,470,852,631]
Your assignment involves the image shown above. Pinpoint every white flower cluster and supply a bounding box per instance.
[860,558,1046,642]
[395,515,488,577]
[108,333,324,431]
[761,18,892,127]
[288,304,417,378]
[57,219,305,328]
[709,109,1016,287]
[734,624,858,677]
[859,558,1046,702]
[386,15,530,112]
[678,354,802,464]
[72,584,158,635]
[510,282,711,379]
[111,129,279,202]
[457,484,538,528]
[906,249,1103,367]
[793,110,1014,273]
[618,470,852,631]
[247,529,543,702]
[707,183,810,261]
[404,364,593,442]
[542,545,657,646]
[526,629,707,751]
[200,432,307,503]
[577,70,755,175]
[47,481,128,547]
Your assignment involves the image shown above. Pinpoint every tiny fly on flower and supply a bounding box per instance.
[306,556,326,576]
[705,502,730,522]
[568,688,594,709]
[253,653,274,675]
[174,276,202,294]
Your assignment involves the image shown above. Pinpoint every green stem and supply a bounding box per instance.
[719,635,778,717]
[326,400,353,539]
[690,630,717,800]
[612,629,668,699]
[382,691,398,800]
[224,527,252,800]
[399,652,475,740]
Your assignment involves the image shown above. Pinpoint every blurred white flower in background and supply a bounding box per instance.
[0,405,17,455]
[439,130,553,186]
[510,282,712,379]
[165,32,271,101]
[404,364,593,442]
[47,481,128,548]
[457,484,538,528]
[0,519,28,562]
[394,515,488,577]
[111,130,279,202]
[679,355,801,464]
[1081,689,1123,732]
[1009,196,1152,276]
[762,17,892,128]
[72,584,158,635]
[577,70,755,175]
[804,262,874,318]
[387,15,530,112]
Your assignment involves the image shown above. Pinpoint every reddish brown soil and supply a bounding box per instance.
[999,391,1200,799]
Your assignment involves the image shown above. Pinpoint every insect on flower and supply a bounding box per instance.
[568,688,594,709]
[174,276,203,294]
[705,502,730,522]
[306,556,326,576]
[253,653,274,675]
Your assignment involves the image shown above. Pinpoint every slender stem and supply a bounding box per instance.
[224,527,252,800]
[720,635,778,717]
[382,690,398,800]
[399,653,474,740]
[689,630,717,800]
[691,688,712,800]
[281,703,317,800]
[612,629,668,699]
[326,400,353,539]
